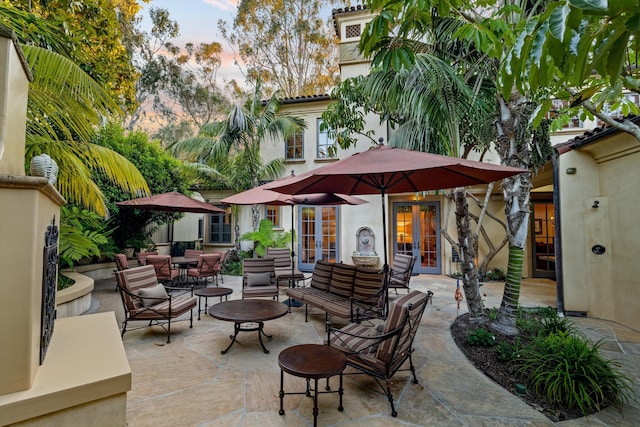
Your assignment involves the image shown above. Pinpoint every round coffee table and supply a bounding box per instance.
[278,344,346,427]
[208,299,289,354]
[193,287,233,320]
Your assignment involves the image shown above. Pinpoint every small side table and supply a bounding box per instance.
[193,287,232,320]
[278,344,346,427]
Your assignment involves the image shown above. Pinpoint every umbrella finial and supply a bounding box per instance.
[290,170,295,176]
[378,137,384,146]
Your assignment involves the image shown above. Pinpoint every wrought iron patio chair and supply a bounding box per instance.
[116,265,197,343]
[387,253,416,294]
[327,290,433,417]
[186,253,220,287]
[145,254,180,287]
[136,250,158,266]
[242,257,279,300]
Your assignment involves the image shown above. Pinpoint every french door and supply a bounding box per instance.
[393,202,441,274]
[298,206,339,272]
[531,201,556,279]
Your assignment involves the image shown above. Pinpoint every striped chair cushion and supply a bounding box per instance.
[376,291,429,363]
[328,323,380,354]
[118,265,160,310]
[352,267,385,301]
[328,263,357,298]
[309,260,334,291]
[131,295,196,319]
[266,248,292,269]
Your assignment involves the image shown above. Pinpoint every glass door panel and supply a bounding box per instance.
[393,202,441,274]
[299,206,339,271]
[532,202,555,278]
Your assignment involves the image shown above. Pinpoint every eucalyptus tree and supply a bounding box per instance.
[170,82,306,235]
[218,0,339,97]
[358,0,554,334]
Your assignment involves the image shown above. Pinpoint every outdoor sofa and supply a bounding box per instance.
[285,260,387,324]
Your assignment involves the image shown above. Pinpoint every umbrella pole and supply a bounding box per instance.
[381,190,390,318]
[286,204,303,308]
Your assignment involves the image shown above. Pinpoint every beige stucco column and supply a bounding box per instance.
[0,27,130,426]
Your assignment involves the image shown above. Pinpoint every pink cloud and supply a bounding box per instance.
[203,0,238,11]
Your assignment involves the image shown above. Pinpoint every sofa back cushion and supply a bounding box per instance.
[329,263,357,298]
[309,260,334,291]
[352,267,385,303]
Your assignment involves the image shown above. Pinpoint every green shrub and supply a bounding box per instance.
[495,338,523,362]
[221,249,250,276]
[484,268,506,281]
[487,307,498,321]
[466,328,496,347]
[517,331,634,415]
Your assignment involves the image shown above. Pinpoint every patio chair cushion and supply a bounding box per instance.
[328,263,357,298]
[309,260,333,291]
[246,271,272,286]
[138,283,168,306]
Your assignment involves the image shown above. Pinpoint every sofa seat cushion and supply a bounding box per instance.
[242,286,279,298]
[285,287,325,302]
[320,297,353,319]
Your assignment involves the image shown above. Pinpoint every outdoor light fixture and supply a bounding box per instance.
[565,167,577,174]
[592,200,600,208]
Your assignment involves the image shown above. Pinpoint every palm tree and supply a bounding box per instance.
[170,81,306,235]
[359,0,553,334]
[1,4,149,216]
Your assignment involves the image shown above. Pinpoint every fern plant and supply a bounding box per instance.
[239,219,292,257]
[59,205,113,270]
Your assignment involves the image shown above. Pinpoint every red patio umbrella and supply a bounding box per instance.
[116,190,225,214]
[116,191,225,251]
[265,144,526,272]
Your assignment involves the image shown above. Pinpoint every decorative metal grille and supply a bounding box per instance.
[345,24,361,38]
[40,216,59,365]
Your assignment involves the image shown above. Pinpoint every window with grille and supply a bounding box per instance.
[548,99,583,129]
[597,93,640,126]
[209,207,232,243]
[286,129,304,159]
[266,205,280,227]
[345,24,361,39]
[317,119,335,158]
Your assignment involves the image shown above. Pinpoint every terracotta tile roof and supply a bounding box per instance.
[281,94,331,105]
[555,115,640,154]
[332,4,368,37]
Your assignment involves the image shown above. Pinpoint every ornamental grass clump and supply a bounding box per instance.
[517,331,634,415]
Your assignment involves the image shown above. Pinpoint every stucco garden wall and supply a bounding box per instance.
[558,132,640,331]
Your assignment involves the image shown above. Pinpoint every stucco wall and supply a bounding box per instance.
[559,132,640,330]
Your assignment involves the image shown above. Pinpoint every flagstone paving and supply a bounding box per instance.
[90,272,640,426]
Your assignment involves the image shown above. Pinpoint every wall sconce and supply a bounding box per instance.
[592,200,599,208]
[566,167,577,175]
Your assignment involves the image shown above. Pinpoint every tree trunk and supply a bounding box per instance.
[454,187,488,323]
[492,93,532,335]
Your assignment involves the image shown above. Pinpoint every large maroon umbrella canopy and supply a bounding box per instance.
[116,191,225,214]
[265,144,526,271]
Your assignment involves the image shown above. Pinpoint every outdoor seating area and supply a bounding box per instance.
[285,259,387,324]
[87,270,640,426]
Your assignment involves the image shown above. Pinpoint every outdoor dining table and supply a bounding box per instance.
[208,299,289,354]
[171,256,198,284]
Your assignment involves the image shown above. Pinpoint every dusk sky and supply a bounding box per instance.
[139,0,243,83]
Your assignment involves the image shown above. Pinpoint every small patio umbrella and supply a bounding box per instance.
[116,190,225,214]
[116,191,225,251]
[265,144,526,307]
[221,178,368,305]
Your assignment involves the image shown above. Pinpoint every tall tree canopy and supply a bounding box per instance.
[219,0,339,97]
[505,0,640,140]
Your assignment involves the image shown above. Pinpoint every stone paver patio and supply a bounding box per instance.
[90,273,640,426]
